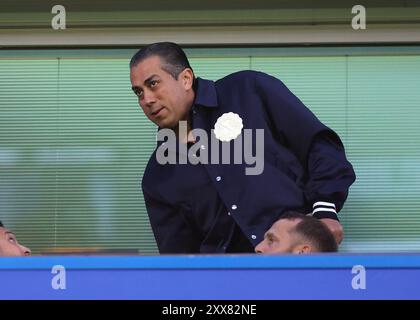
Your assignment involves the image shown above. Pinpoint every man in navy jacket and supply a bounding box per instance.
[130,42,356,254]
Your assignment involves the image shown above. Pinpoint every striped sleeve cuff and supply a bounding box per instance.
[311,201,339,221]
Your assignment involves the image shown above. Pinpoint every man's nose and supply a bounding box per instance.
[21,245,31,256]
[255,241,265,253]
[142,89,156,107]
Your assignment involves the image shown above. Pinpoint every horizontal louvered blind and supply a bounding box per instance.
[251,55,420,252]
[343,56,420,252]
[0,57,158,254]
[1,49,420,254]
[190,57,251,80]
[0,60,58,251]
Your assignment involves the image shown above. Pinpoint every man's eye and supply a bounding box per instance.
[266,236,275,245]
[150,80,158,88]
[134,90,143,98]
[8,237,16,244]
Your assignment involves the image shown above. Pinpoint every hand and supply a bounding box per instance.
[319,218,343,244]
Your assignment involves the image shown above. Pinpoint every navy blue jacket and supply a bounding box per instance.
[142,71,356,253]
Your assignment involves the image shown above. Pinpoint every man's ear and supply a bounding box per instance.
[180,68,194,90]
[292,244,312,254]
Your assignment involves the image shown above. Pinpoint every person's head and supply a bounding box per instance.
[255,212,338,254]
[0,221,31,256]
[130,42,195,129]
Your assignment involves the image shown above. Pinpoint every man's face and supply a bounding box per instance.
[0,227,31,256]
[130,55,194,129]
[255,219,305,254]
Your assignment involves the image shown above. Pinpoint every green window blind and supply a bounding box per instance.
[345,56,420,252]
[250,54,420,252]
[1,48,420,253]
[0,57,158,254]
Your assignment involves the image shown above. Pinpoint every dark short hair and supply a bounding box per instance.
[0,221,3,227]
[280,211,338,252]
[129,42,193,80]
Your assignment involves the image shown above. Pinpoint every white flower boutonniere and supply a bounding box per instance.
[213,112,243,142]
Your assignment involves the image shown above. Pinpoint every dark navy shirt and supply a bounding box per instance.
[142,71,356,254]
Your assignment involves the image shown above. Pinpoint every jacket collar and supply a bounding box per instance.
[193,77,218,108]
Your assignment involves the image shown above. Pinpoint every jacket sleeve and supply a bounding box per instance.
[143,189,201,253]
[254,71,356,220]
[305,133,356,220]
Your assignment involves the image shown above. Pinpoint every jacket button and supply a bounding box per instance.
[227,212,231,216]
[231,205,237,210]
[251,235,257,240]
[216,176,222,182]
